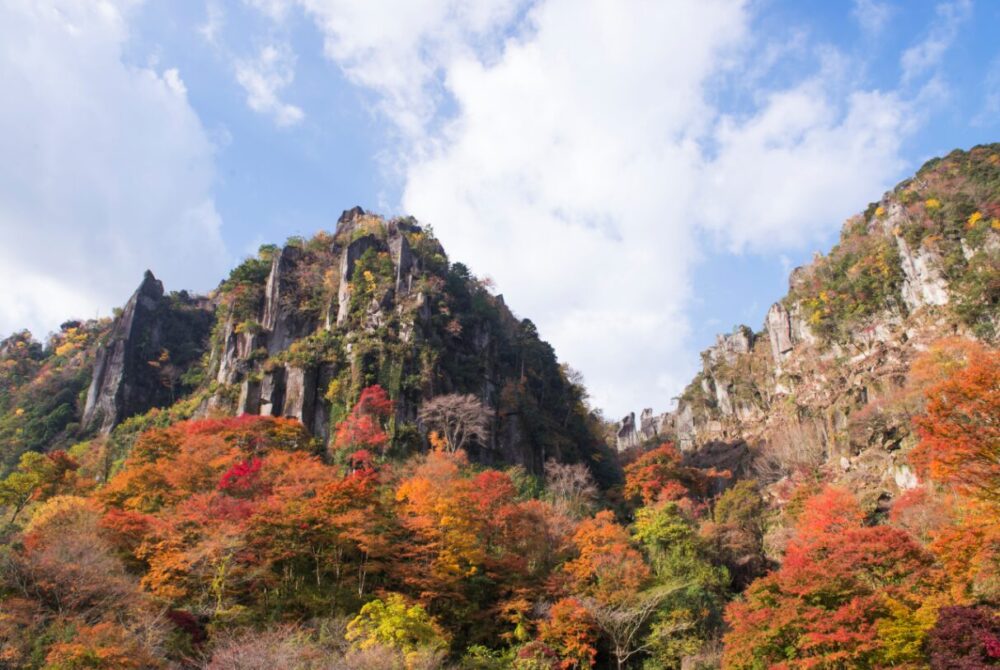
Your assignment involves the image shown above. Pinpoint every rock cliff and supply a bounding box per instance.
[618,144,999,502]
[82,271,213,433]
[2,208,609,479]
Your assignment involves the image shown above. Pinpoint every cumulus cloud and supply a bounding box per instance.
[269,0,922,415]
[235,43,305,127]
[0,0,228,338]
[400,1,918,413]
[274,0,528,139]
[701,85,909,251]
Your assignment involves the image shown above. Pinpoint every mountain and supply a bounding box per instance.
[0,206,613,480]
[617,143,999,502]
[0,145,996,670]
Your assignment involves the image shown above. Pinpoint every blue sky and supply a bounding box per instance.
[0,0,997,417]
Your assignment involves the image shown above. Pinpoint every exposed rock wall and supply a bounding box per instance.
[189,208,606,477]
[623,144,1000,502]
[83,271,213,433]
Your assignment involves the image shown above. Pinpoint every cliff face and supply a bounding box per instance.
[200,208,607,475]
[618,144,999,501]
[82,271,214,433]
[63,207,603,478]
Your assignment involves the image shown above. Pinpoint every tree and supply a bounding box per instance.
[708,480,769,590]
[913,348,1000,505]
[623,443,714,506]
[585,587,678,670]
[346,593,449,655]
[564,511,650,607]
[394,450,484,589]
[334,385,394,454]
[418,393,490,453]
[44,622,163,670]
[632,501,730,666]
[544,460,598,518]
[723,487,944,669]
[0,450,79,525]
[538,597,598,669]
[925,606,1000,669]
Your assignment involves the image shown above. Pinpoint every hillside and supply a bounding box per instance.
[0,147,996,669]
[619,143,999,502]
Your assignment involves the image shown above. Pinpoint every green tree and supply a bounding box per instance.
[632,502,729,669]
[0,451,58,525]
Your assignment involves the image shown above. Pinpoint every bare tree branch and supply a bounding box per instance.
[418,394,491,452]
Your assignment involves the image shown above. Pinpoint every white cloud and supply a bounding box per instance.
[0,0,228,339]
[269,0,529,140]
[900,0,971,83]
[199,1,224,44]
[235,43,304,127]
[268,0,920,416]
[852,0,892,36]
[701,86,909,251]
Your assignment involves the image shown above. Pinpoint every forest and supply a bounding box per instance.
[0,341,997,668]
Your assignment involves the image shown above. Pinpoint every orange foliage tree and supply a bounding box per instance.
[623,443,715,507]
[333,385,394,454]
[912,348,1000,505]
[564,510,650,607]
[723,487,944,669]
[538,597,598,669]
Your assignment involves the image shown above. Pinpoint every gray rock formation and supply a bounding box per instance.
[766,302,794,363]
[83,271,212,433]
[615,412,640,451]
[336,234,382,326]
[263,246,309,355]
[259,368,285,417]
[615,407,671,451]
[283,366,317,428]
[895,235,950,310]
[708,326,754,364]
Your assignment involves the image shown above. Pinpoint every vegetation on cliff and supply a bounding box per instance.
[0,148,998,668]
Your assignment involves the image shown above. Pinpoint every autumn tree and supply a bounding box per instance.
[334,385,394,454]
[418,393,491,453]
[346,593,449,656]
[538,597,598,669]
[623,443,714,507]
[564,510,650,607]
[0,450,81,525]
[913,348,1000,505]
[723,487,944,669]
[925,605,1000,669]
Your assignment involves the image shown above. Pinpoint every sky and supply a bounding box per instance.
[0,0,997,418]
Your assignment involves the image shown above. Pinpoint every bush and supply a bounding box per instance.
[926,606,1000,670]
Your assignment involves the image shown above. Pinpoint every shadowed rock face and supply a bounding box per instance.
[83,271,213,433]
[152,208,613,480]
